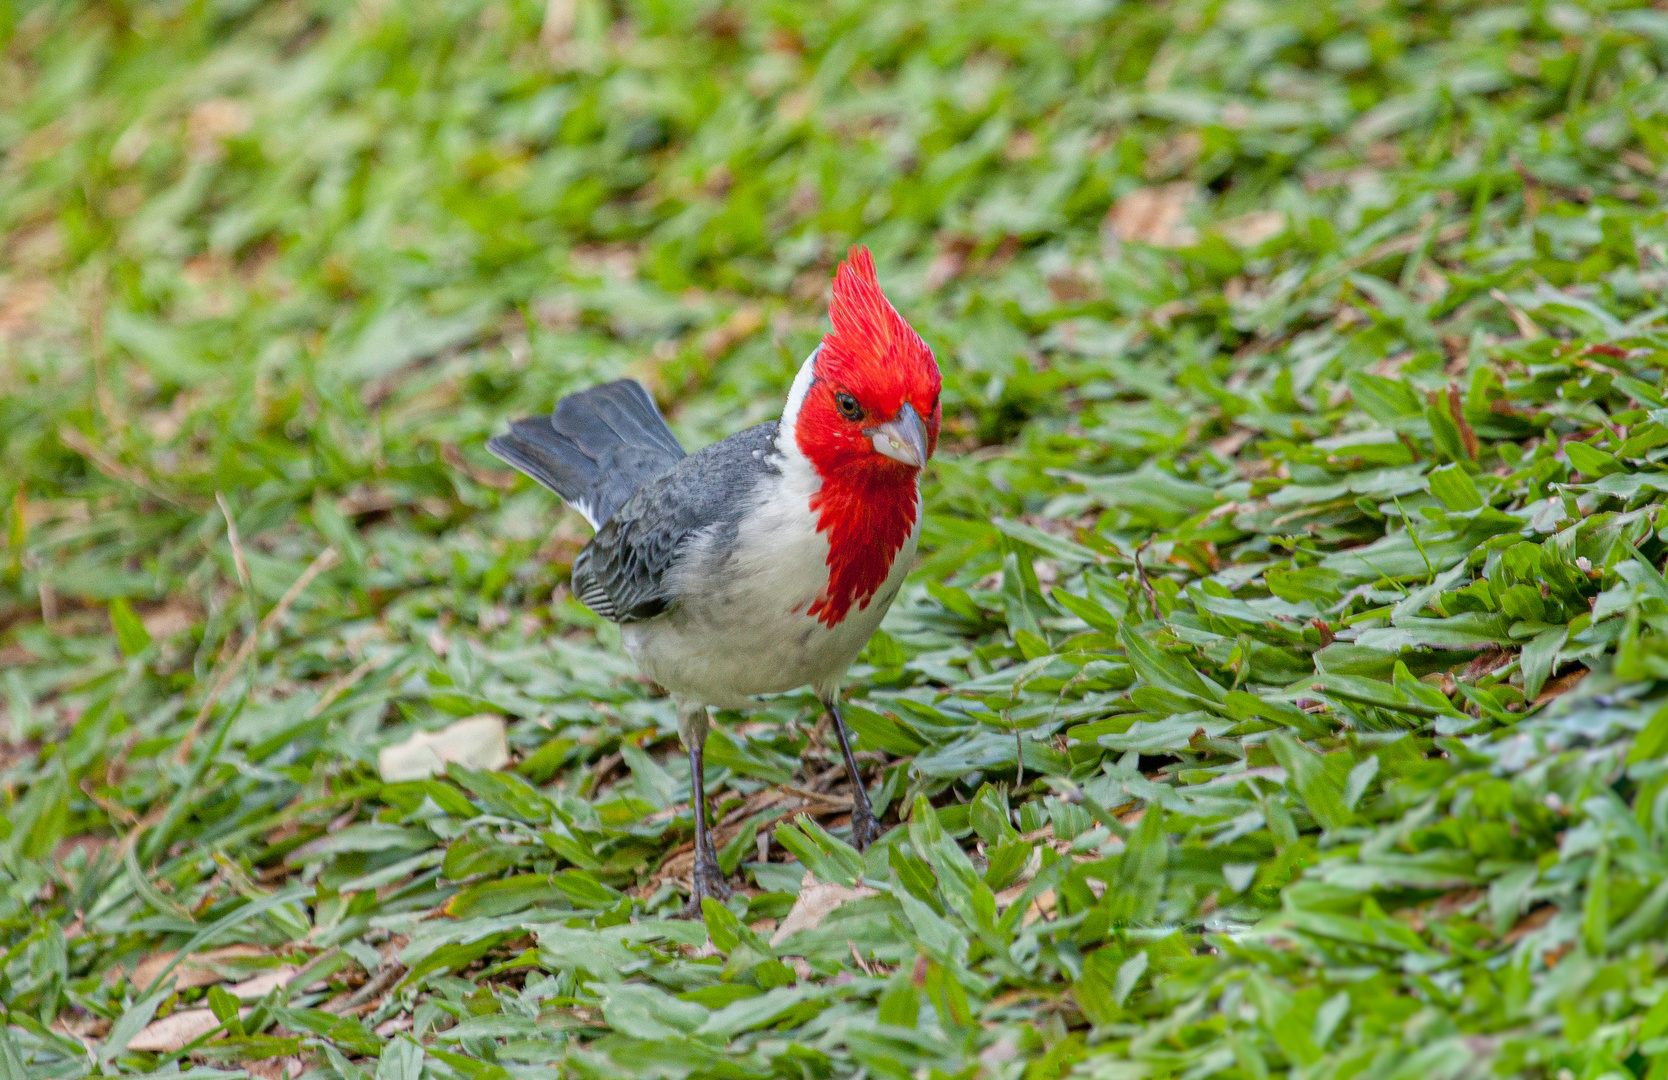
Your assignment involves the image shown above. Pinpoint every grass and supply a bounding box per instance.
[6,0,1668,1076]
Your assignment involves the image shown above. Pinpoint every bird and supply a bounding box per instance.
[486,247,941,910]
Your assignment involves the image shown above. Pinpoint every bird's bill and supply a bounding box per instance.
[868,403,929,468]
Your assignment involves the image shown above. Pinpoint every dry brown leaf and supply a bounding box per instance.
[338,486,398,516]
[770,874,877,946]
[0,278,52,339]
[1144,132,1201,180]
[374,1015,414,1038]
[133,945,267,991]
[8,224,64,271]
[1427,887,1485,920]
[1022,890,1058,925]
[1370,351,1413,378]
[1103,183,1199,249]
[1445,382,1480,460]
[925,235,975,291]
[126,1008,239,1053]
[1218,210,1286,248]
[187,99,251,154]
[378,714,509,781]
[1534,667,1587,708]
[142,598,203,640]
[1465,646,1511,680]
[246,1057,303,1080]
[53,834,109,866]
[1489,288,1543,340]
[1005,129,1039,161]
[541,0,576,47]
[227,965,298,999]
[1209,428,1254,459]
[51,1014,111,1045]
[0,643,35,667]
[1501,904,1556,945]
[185,99,250,160]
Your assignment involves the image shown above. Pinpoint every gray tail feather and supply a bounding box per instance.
[487,379,685,528]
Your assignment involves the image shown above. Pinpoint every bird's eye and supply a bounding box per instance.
[835,392,863,421]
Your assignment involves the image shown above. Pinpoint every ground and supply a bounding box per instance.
[5,0,1668,1077]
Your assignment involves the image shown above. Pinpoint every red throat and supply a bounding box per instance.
[804,464,920,627]
[793,247,940,627]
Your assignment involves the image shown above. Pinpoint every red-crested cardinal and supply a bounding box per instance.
[488,247,940,909]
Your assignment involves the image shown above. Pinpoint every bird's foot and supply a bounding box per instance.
[676,851,733,918]
[849,805,883,851]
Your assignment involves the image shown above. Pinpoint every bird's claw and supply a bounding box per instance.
[677,849,733,918]
[849,807,883,851]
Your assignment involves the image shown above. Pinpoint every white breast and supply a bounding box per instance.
[621,428,918,710]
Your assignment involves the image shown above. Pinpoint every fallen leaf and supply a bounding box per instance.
[374,1015,413,1038]
[979,1037,1020,1070]
[1144,132,1201,179]
[1465,646,1510,680]
[52,1014,111,1045]
[141,598,203,640]
[54,834,110,865]
[246,1057,303,1080]
[378,714,509,782]
[1501,904,1556,945]
[925,234,975,291]
[1210,429,1255,458]
[1427,887,1485,920]
[133,945,268,991]
[1489,288,1543,340]
[1104,183,1199,248]
[992,882,1055,926]
[1534,667,1587,708]
[0,278,52,339]
[187,98,251,154]
[227,965,298,1000]
[770,873,877,945]
[541,0,576,47]
[126,1008,240,1053]
[337,487,398,516]
[1218,210,1286,248]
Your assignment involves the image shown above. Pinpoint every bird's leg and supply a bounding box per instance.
[685,738,733,910]
[824,695,882,850]
[678,702,731,916]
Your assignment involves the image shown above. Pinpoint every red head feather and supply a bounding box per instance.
[793,247,941,627]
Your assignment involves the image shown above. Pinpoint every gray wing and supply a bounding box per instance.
[571,422,782,622]
[487,380,685,529]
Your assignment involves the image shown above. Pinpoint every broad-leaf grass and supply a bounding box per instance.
[6,0,1668,1077]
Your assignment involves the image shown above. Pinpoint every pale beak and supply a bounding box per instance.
[867,403,929,469]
